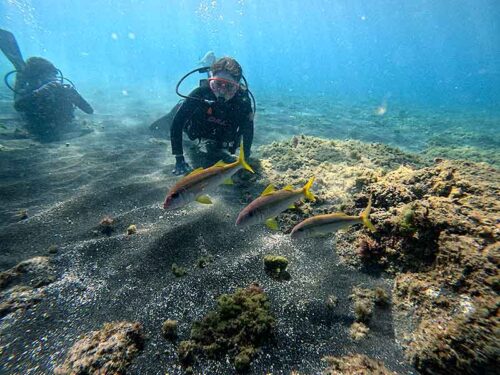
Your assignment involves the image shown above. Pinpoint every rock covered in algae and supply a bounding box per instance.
[55,321,144,375]
[259,137,499,373]
[256,135,427,232]
[0,256,56,318]
[263,255,290,280]
[178,283,275,372]
[335,160,499,374]
[349,322,369,341]
[322,354,396,374]
[162,319,178,340]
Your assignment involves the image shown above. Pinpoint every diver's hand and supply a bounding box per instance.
[172,155,192,175]
[33,81,60,96]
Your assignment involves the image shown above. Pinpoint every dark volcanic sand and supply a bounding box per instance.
[4,92,496,374]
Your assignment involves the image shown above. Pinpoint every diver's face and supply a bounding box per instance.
[209,71,239,101]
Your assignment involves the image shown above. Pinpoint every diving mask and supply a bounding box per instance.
[208,72,240,101]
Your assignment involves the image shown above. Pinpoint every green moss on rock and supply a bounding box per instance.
[179,283,275,372]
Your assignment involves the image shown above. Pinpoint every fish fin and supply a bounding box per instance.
[283,185,294,191]
[261,184,276,196]
[196,195,212,204]
[223,177,234,185]
[288,204,296,209]
[238,140,255,173]
[265,218,279,230]
[214,160,227,167]
[302,177,316,201]
[360,195,376,232]
[187,167,204,176]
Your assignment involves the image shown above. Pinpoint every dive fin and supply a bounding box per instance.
[302,177,316,202]
[360,195,376,232]
[265,218,279,230]
[196,195,212,204]
[283,185,294,191]
[238,140,255,173]
[0,29,25,71]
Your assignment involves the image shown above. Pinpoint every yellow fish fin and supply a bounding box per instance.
[223,177,234,185]
[288,204,296,209]
[265,218,279,230]
[214,160,227,167]
[261,184,276,196]
[302,176,316,202]
[196,195,212,204]
[283,185,294,191]
[187,167,204,176]
[238,140,255,173]
[360,195,376,232]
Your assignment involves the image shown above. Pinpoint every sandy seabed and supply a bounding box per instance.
[0,91,498,374]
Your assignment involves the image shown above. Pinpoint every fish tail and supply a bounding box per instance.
[302,176,316,202]
[360,195,376,232]
[238,140,255,173]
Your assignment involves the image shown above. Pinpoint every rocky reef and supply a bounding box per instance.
[256,136,499,374]
[55,321,144,374]
[0,256,56,318]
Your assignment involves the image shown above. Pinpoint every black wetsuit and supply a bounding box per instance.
[170,85,254,157]
[14,79,93,128]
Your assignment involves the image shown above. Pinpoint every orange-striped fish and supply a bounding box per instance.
[290,196,375,239]
[163,142,254,209]
[235,177,315,230]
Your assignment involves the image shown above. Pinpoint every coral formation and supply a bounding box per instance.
[263,255,290,280]
[336,160,499,374]
[0,256,56,317]
[349,322,369,341]
[257,137,498,374]
[99,216,115,236]
[322,354,396,374]
[256,135,427,232]
[55,321,144,374]
[47,244,59,254]
[0,285,45,318]
[196,255,213,268]
[178,283,275,372]
[326,295,338,309]
[17,209,28,221]
[162,319,178,340]
[171,263,187,277]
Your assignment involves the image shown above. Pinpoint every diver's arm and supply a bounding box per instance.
[170,88,204,156]
[67,87,94,114]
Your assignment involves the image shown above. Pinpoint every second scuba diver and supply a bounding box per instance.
[151,56,255,175]
[0,29,93,140]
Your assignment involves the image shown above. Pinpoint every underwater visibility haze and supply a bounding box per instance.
[0,1,499,374]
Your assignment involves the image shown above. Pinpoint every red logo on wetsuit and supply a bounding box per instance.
[207,116,228,127]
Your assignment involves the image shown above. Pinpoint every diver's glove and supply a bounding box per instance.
[172,155,192,175]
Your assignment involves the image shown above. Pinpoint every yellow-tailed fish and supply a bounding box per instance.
[235,177,315,230]
[290,196,376,239]
[163,142,254,209]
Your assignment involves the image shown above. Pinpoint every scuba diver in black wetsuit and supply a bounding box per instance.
[0,29,93,140]
[151,56,255,175]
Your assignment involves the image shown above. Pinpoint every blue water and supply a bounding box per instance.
[1,0,499,109]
